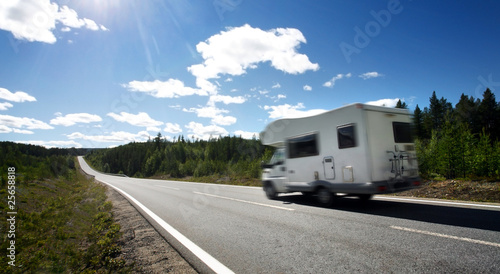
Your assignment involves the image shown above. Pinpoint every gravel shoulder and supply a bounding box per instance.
[104,183,197,273]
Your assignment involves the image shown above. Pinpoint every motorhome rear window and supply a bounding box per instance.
[337,124,357,149]
[287,133,319,158]
[393,122,413,143]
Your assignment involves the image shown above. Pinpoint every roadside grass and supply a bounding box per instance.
[0,159,132,273]
[391,179,500,203]
[149,174,262,187]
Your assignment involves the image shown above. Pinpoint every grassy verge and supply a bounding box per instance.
[148,174,262,187]
[391,179,500,203]
[0,159,132,273]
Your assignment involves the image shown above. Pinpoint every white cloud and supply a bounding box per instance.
[0,102,13,111]
[185,122,228,140]
[359,71,384,80]
[211,115,237,126]
[13,128,34,134]
[365,98,400,108]
[0,114,53,131]
[272,83,281,89]
[164,123,182,134]
[19,140,82,148]
[187,24,319,86]
[208,94,246,106]
[66,131,151,143]
[276,94,286,100]
[234,130,258,139]
[107,112,163,128]
[0,0,107,44]
[147,127,162,133]
[323,73,352,88]
[56,5,85,28]
[123,79,207,98]
[50,112,102,126]
[183,106,237,126]
[184,106,228,118]
[0,125,11,133]
[303,85,312,91]
[0,125,34,134]
[263,103,327,119]
[0,88,37,102]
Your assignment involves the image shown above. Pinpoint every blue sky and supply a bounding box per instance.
[1,0,499,148]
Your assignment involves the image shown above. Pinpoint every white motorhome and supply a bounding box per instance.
[260,103,420,205]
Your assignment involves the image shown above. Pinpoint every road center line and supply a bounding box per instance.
[155,185,180,191]
[390,226,500,248]
[193,191,295,211]
[100,181,234,273]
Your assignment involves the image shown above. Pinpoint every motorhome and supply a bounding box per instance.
[260,103,420,205]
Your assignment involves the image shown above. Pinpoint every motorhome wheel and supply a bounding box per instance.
[316,187,333,206]
[264,183,277,199]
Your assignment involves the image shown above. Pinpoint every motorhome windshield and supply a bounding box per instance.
[393,122,413,143]
[269,148,285,165]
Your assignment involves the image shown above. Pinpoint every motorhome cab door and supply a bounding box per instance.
[266,148,288,192]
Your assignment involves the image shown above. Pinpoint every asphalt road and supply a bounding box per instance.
[78,157,500,273]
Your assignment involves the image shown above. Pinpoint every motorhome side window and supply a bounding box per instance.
[393,122,413,143]
[337,124,357,149]
[287,133,319,159]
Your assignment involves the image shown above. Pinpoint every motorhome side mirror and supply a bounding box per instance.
[261,161,273,169]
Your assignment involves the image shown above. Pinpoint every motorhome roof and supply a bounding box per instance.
[259,103,410,146]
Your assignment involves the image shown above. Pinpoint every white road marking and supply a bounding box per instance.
[390,226,500,248]
[100,181,235,273]
[193,191,295,211]
[155,185,180,191]
[376,196,500,209]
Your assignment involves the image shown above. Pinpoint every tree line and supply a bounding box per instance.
[85,135,274,180]
[0,142,90,185]
[408,88,500,179]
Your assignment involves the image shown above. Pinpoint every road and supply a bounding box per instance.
[78,157,500,273]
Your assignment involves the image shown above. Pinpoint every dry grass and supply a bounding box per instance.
[393,180,500,203]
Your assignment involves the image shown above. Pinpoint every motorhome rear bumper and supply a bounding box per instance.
[367,178,421,194]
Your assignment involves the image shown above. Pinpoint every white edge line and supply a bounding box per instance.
[194,191,295,211]
[155,185,181,191]
[101,181,234,274]
[376,196,500,209]
[390,226,500,248]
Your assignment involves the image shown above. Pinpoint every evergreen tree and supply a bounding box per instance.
[413,105,425,139]
[478,88,499,141]
[455,93,480,134]
[395,99,408,109]
[429,91,453,131]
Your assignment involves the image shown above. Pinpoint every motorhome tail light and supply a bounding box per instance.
[378,186,387,192]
